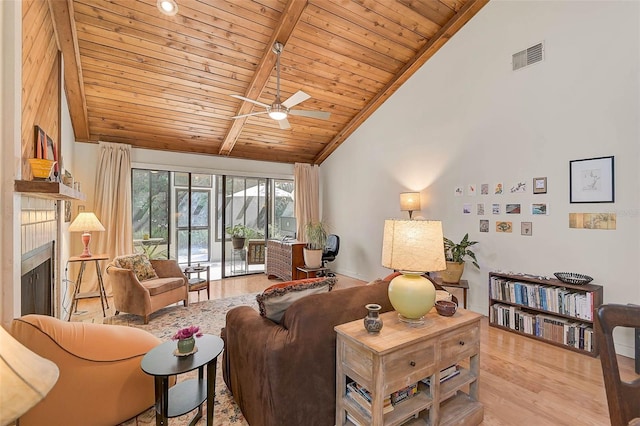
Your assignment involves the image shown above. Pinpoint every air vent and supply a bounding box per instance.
[512,42,544,71]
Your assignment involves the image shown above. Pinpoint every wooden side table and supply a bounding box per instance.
[335,309,483,426]
[431,276,469,309]
[184,265,210,301]
[67,253,110,321]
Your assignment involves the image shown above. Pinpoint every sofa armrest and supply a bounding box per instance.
[11,315,161,361]
[107,265,152,299]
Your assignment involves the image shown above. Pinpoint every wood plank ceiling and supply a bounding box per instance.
[51,0,488,164]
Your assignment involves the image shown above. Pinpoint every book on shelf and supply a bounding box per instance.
[390,382,419,405]
[346,382,393,414]
[420,364,460,386]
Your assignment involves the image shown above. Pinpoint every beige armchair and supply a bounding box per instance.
[106,255,189,323]
[11,314,161,426]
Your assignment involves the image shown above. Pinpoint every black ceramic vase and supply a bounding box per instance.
[363,303,383,333]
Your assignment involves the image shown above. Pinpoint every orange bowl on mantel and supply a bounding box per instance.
[28,158,56,179]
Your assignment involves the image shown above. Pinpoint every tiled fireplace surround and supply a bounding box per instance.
[21,196,58,317]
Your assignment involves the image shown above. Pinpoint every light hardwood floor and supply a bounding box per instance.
[71,273,636,425]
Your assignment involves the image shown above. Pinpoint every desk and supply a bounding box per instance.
[431,276,469,309]
[68,254,110,321]
[184,265,210,301]
[141,334,224,426]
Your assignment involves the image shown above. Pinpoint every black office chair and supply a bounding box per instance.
[320,234,340,277]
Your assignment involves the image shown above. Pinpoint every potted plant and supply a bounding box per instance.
[226,224,255,250]
[303,221,328,268]
[441,233,479,283]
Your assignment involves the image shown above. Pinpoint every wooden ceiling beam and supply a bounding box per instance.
[313,0,489,164]
[49,0,90,140]
[218,0,309,156]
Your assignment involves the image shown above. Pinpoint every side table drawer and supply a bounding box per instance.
[439,324,479,363]
[383,339,436,393]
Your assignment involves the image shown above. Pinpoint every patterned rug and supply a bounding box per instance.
[104,293,258,425]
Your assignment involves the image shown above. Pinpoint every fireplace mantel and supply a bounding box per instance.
[15,180,86,201]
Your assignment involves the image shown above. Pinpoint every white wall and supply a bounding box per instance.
[321,0,640,356]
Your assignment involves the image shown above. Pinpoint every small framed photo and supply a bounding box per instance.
[570,156,614,203]
[480,219,489,233]
[521,221,532,236]
[34,125,46,159]
[533,177,547,194]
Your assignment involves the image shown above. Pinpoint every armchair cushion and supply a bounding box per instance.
[256,276,336,323]
[113,253,158,281]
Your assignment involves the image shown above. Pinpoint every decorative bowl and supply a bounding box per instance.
[435,300,457,317]
[28,158,56,179]
[553,272,593,285]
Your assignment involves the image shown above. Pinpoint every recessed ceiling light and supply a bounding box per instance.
[157,0,178,16]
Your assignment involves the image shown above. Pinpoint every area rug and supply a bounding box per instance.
[104,294,258,426]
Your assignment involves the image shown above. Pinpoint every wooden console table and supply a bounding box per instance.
[265,240,305,281]
[335,309,483,425]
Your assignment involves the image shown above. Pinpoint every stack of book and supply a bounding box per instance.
[390,382,419,405]
[346,381,393,414]
[420,364,460,386]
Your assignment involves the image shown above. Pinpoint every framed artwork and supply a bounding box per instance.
[46,135,59,177]
[467,184,476,196]
[510,181,526,193]
[64,201,72,222]
[570,156,614,203]
[521,222,532,236]
[34,126,46,159]
[479,219,489,233]
[496,221,512,233]
[506,204,521,214]
[480,184,489,195]
[492,204,500,214]
[533,177,547,194]
[463,203,472,214]
[532,203,548,215]
[477,203,485,215]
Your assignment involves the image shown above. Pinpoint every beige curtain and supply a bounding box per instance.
[294,163,320,241]
[93,142,132,294]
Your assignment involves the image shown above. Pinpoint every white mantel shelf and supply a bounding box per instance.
[15,180,86,201]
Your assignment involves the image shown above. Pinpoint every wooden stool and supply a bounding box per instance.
[184,265,210,301]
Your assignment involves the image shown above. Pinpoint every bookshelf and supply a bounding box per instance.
[488,272,603,357]
[335,310,483,426]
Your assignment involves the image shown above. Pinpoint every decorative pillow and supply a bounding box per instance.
[113,254,158,282]
[256,277,337,323]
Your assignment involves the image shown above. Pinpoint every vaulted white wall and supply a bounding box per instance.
[321,0,640,356]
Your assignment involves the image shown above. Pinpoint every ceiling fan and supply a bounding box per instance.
[231,41,330,130]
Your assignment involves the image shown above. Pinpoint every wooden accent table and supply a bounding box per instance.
[431,277,469,309]
[335,309,483,426]
[184,265,210,301]
[67,253,109,320]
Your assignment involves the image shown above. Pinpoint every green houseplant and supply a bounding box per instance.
[226,224,255,249]
[441,233,479,283]
[303,221,328,268]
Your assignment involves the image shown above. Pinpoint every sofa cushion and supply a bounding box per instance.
[141,277,185,296]
[113,253,158,281]
[256,277,337,323]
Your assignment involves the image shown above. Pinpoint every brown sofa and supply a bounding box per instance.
[11,314,161,426]
[106,257,189,323]
[222,278,394,426]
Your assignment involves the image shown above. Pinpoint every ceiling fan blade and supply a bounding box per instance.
[289,109,331,120]
[278,118,291,130]
[232,111,269,119]
[282,90,310,109]
[230,94,270,109]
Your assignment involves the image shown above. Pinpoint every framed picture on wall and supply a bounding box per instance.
[570,156,614,203]
[46,135,59,178]
[533,177,547,194]
[34,126,46,159]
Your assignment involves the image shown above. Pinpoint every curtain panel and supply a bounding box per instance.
[294,163,320,241]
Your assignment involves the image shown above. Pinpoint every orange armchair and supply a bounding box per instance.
[11,315,161,426]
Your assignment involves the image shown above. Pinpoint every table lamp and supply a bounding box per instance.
[400,192,420,219]
[0,326,59,425]
[381,219,446,324]
[68,212,105,258]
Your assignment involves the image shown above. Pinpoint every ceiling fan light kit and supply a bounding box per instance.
[231,41,330,129]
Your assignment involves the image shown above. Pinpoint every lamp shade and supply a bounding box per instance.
[399,192,420,212]
[0,326,59,425]
[382,219,446,323]
[381,219,445,273]
[68,212,105,233]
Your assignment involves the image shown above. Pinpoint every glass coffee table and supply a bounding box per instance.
[141,334,224,426]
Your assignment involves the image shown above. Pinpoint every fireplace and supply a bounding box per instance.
[21,241,54,316]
